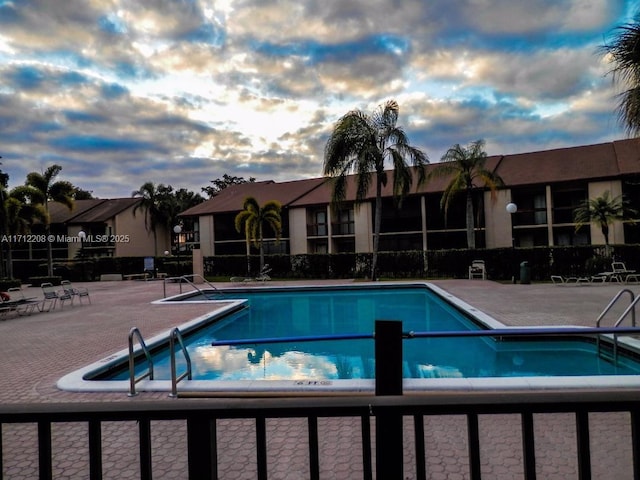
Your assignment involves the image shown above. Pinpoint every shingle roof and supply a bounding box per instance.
[48,198,141,224]
[181,137,640,215]
[48,199,104,223]
[67,198,140,223]
[180,178,326,216]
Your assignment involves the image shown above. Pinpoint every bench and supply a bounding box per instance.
[100,274,123,281]
[123,273,149,281]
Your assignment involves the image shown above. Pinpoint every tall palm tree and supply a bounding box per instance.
[234,196,282,275]
[323,100,429,280]
[428,139,504,249]
[12,165,74,276]
[600,14,640,135]
[3,195,45,279]
[573,191,637,253]
[132,182,169,256]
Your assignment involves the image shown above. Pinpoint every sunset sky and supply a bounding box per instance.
[0,0,635,198]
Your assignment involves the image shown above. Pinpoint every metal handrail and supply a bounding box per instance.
[596,289,635,328]
[596,289,637,364]
[163,273,222,298]
[128,327,154,397]
[169,328,192,398]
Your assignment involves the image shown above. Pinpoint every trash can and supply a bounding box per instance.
[520,261,531,284]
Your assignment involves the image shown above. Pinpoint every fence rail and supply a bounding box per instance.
[2,391,640,480]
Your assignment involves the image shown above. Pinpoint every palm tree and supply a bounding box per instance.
[234,197,282,275]
[323,100,429,280]
[12,165,74,276]
[428,139,504,249]
[3,195,45,279]
[600,14,640,135]
[573,191,637,253]
[132,182,170,256]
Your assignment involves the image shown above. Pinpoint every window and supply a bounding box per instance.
[307,209,328,236]
[333,209,354,235]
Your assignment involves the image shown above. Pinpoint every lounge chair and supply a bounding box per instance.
[468,260,486,280]
[6,287,42,315]
[41,282,73,310]
[256,264,272,282]
[61,280,91,305]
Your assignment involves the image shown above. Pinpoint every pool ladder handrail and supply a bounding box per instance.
[596,289,638,363]
[128,327,154,397]
[163,273,222,298]
[169,327,192,398]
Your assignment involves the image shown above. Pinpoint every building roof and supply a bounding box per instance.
[180,178,326,216]
[67,198,140,223]
[48,198,141,224]
[48,199,104,224]
[180,137,640,216]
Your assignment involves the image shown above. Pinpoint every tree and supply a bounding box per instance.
[234,196,282,275]
[3,195,45,279]
[323,100,428,279]
[600,13,640,135]
[573,190,637,252]
[427,140,504,249]
[132,182,170,256]
[202,174,256,198]
[73,187,95,200]
[12,165,74,276]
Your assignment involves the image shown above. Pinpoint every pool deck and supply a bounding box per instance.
[1,278,638,478]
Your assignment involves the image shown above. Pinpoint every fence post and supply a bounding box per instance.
[187,416,216,479]
[375,320,403,479]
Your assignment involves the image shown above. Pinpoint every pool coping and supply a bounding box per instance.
[56,281,640,395]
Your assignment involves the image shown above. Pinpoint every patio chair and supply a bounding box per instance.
[256,264,272,282]
[41,282,73,310]
[6,287,42,316]
[61,280,91,305]
[468,260,486,280]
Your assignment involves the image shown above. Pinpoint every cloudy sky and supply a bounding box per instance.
[0,0,635,198]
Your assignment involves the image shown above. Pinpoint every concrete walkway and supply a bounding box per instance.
[0,278,637,479]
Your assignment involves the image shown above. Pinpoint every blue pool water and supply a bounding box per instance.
[103,285,640,382]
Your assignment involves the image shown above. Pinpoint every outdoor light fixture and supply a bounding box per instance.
[506,202,517,214]
[174,225,183,275]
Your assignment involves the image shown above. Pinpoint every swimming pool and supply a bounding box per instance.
[57,283,640,394]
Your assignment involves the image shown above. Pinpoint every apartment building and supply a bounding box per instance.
[180,138,640,256]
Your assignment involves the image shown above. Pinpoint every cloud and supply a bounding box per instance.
[0,0,631,198]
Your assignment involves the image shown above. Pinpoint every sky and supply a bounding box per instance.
[0,0,637,199]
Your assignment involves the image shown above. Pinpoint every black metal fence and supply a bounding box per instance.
[2,391,640,480]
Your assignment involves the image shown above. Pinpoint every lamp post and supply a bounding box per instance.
[173,225,182,276]
[506,203,517,283]
[78,230,86,281]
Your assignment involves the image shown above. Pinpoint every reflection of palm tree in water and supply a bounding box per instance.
[247,347,266,364]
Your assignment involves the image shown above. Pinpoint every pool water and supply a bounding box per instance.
[109,286,640,382]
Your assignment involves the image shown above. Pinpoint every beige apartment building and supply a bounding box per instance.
[11,198,169,262]
[180,138,640,257]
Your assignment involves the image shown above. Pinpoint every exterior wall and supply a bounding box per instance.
[354,203,373,253]
[198,216,215,257]
[484,190,514,249]
[588,180,624,245]
[289,207,308,255]
[113,205,168,256]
